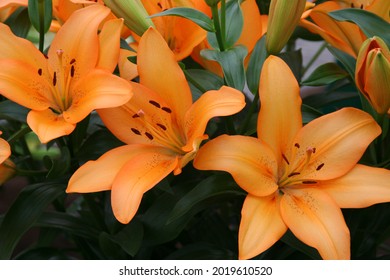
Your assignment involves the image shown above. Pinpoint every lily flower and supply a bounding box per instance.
[300,0,390,57]
[0,132,10,165]
[0,132,14,185]
[0,5,132,143]
[194,56,390,260]
[66,28,245,224]
[355,36,390,115]
[0,0,27,22]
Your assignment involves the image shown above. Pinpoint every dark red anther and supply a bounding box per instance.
[149,100,161,108]
[145,132,154,140]
[161,107,172,113]
[316,163,324,171]
[131,128,141,135]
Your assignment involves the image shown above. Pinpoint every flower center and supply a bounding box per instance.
[338,0,374,9]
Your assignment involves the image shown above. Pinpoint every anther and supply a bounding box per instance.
[157,123,167,130]
[145,132,154,140]
[282,154,290,165]
[131,128,141,135]
[288,172,301,178]
[132,113,140,118]
[38,68,43,76]
[70,65,75,77]
[351,3,354,8]
[316,163,325,171]
[161,107,172,113]
[149,100,161,108]
[360,4,363,9]
[53,72,57,86]
[294,143,300,148]
[70,58,76,64]
[302,181,317,184]
[157,2,163,9]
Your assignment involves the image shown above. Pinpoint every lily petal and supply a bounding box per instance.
[290,107,381,181]
[62,69,132,124]
[0,23,47,67]
[118,49,138,81]
[0,138,11,164]
[67,145,158,193]
[138,27,192,125]
[194,135,279,197]
[0,60,52,110]
[257,56,302,167]
[239,194,287,260]
[111,151,178,224]
[97,18,124,72]
[183,86,245,151]
[48,4,110,76]
[280,188,350,259]
[320,164,390,208]
[27,109,76,143]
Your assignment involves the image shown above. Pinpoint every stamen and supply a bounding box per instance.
[38,68,43,76]
[149,100,161,108]
[157,2,163,9]
[360,4,363,9]
[70,65,75,77]
[351,3,354,8]
[302,180,317,184]
[131,128,141,135]
[316,163,325,171]
[157,123,167,130]
[145,132,154,140]
[70,58,76,64]
[282,154,290,165]
[53,72,57,86]
[294,143,300,148]
[288,172,300,177]
[161,107,172,113]
[132,113,140,118]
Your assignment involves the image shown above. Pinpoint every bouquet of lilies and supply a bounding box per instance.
[0,0,389,260]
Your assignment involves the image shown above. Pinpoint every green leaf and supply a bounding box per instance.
[4,7,31,38]
[224,0,243,49]
[185,69,224,101]
[166,242,235,260]
[201,45,248,91]
[246,35,268,94]
[301,104,324,124]
[278,49,303,82]
[302,63,349,86]
[0,182,66,259]
[327,46,356,78]
[329,9,390,47]
[149,7,215,32]
[0,100,28,123]
[100,220,144,257]
[167,173,244,224]
[28,0,52,34]
[43,146,71,179]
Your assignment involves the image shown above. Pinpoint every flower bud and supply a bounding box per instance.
[355,36,390,115]
[103,0,154,37]
[266,0,307,54]
[205,0,221,7]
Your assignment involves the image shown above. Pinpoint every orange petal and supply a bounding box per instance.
[280,188,350,259]
[290,108,381,181]
[62,69,132,124]
[48,4,110,76]
[118,49,138,81]
[183,86,245,151]
[138,28,192,124]
[320,164,390,208]
[67,145,155,193]
[236,0,262,52]
[366,0,390,22]
[0,137,11,164]
[194,135,279,197]
[0,23,46,67]
[96,18,124,72]
[27,109,76,143]
[257,56,302,167]
[111,150,178,224]
[0,60,52,110]
[239,194,287,260]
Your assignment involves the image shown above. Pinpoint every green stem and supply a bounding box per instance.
[220,0,226,46]
[302,42,327,76]
[38,0,45,52]
[211,4,225,51]
[6,126,31,145]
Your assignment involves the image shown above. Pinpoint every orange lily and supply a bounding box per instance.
[0,0,27,22]
[194,56,390,260]
[0,132,14,185]
[355,36,390,115]
[0,5,132,143]
[0,132,10,165]
[300,0,390,57]
[191,0,264,75]
[66,28,245,224]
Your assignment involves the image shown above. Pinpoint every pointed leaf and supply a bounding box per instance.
[224,0,244,49]
[149,7,215,32]
[246,35,267,94]
[302,62,349,86]
[28,0,52,34]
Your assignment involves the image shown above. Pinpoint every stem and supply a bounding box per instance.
[38,0,45,52]
[302,42,327,76]
[220,0,226,46]
[211,4,225,51]
[7,126,31,145]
